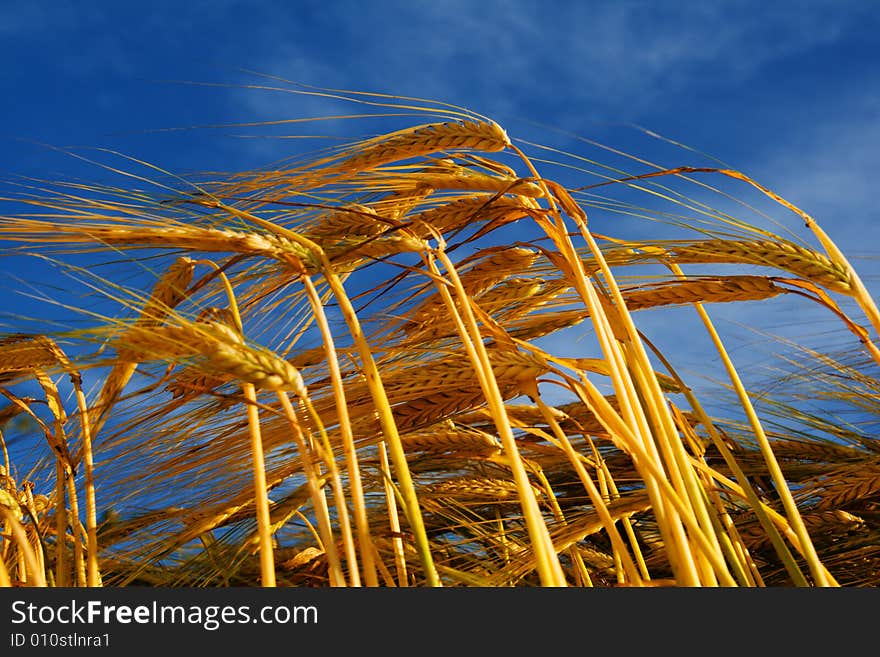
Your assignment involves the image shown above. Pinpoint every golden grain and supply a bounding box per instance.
[409,195,532,236]
[670,239,852,293]
[622,275,785,310]
[0,335,64,380]
[332,120,510,173]
[401,422,502,454]
[123,323,307,396]
[423,476,541,501]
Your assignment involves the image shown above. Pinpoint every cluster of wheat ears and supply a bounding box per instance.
[1,89,879,587]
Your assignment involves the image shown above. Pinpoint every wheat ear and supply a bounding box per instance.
[670,240,852,294]
[408,196,532,237]
[401,422,502,455]
[94,256,195,436]
[332,120,510,173]
[0,335,66,379]
[124,322,307,395]
[622,275,786,310]
[423,477,543,501]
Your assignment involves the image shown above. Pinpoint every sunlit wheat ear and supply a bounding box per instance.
[506,276,787,342]
[738,509,865,549]
[400,422,502,455]
[620,275,787,310]
[0,335,66,380]
[393,389,500,430]
[768,439,868,463]
[668,239,852,294]
[165,367,231,399]
[305,204,386,239]
[328,234,428,261]
[474,278,548,313]
[396,166,544,198]
[423,477,543,502]
[330,120,510,173]
[405,277,552,346]
[456,402,566,430]
[802,509,866,534]
[123,322,307,396]
[485,348,551,383]
[0,221,319,271]
[802,464,880,510]
[454,246,542,291]
[401,246,540,332]
[133,256,197,328]
[505,309,589,341]
[375,350,550,430]
[378,185,434,221]
[407,195,533,236]
[553,399,620,436]
[96,256,195,425]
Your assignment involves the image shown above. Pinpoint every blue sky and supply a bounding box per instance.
[2,0,879,396]
[3,1,879,185]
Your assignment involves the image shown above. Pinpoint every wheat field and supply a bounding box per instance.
[1,89,879,587]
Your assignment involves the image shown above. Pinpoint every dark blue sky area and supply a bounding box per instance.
[3,2,878,177]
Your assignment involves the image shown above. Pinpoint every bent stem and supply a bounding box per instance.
[210,200,440,586]
[201,260,277,587]
[524,382,644,584]
[319,268,440,585]
[241,382,275,587]
[684,297,835,586]
[276,393,345,586]
[377,441,408,586]
[565,373,739,585]
[68,372,100,587]
[642,331,807,585]
[0,506,46,586]
[300,273,375,586]
[428,246,567,586]
[662,257,833,585]
[299,395,360,586]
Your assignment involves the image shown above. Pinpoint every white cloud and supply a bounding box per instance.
[223,0,875,129]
